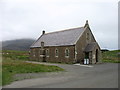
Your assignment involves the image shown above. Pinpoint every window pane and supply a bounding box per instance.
[46,49,49,56]
[55,49,58,57]
[65,49,69,57]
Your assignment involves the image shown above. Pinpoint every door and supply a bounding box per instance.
[84,52,89,64]
[96,49,98,63]
[85,52,89,59]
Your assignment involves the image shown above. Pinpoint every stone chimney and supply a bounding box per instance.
[42,30,45,35]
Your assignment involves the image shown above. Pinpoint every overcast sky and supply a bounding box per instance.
[0,0,119,50]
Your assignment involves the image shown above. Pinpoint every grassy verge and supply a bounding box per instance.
[2,50,64,86]
[2,58,64,86]
[102,50,120,63]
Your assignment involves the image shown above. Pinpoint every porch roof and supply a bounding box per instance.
[84,42,97,52]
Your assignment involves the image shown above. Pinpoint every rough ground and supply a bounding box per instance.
[3,61,118,88]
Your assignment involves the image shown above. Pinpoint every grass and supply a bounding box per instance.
[2,50,29,61]
[102,50,120,63]
[2,50,64,86]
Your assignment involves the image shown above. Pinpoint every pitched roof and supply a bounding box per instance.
[30,27,85,48]
[84,42,97,52]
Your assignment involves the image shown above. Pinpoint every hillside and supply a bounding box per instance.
[2,39,35,51]
[102,50,120,63]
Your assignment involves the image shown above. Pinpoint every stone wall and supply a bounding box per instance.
[30,45,75,63]
[75,26,101,64]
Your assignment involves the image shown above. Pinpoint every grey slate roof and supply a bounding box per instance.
[84,42,97,52]
[31,27,85,47]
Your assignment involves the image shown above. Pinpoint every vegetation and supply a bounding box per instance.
[2,50,29,61]
[102,50,120,63]
[2,50,64,86]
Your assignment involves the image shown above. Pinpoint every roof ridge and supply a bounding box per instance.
[44,26,84,35]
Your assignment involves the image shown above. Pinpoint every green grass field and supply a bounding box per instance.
[2,50,64,86]
[102,50,120,63]
[2,50,29,61]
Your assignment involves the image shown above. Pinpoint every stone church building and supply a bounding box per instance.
[30,21,101,64]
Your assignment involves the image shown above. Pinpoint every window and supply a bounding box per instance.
[33,54,35,57]
[86,32,91,42]
[46,49,49,57]
[86,33,89,40]
[32,49,35,57]
[39,48,41,54]
[65,48,69,58]
[55,48,58,57]
[29,50,31,55]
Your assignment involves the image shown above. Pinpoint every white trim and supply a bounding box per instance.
[40,55,45,57]
[46,56,49,57]
[55,56,58,58]
[75,45,77,60]
[46,49,49,57]
[65,56,69,58]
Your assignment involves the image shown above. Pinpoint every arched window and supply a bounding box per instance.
[32,49,35,57]
[65,48,69,58]
[55,48,58,57]
[86,33,89,40]
[86,32,91,42]
[46,49,49,57]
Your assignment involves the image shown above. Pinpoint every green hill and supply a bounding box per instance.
[102,50,120,63]
[2,39,35,51]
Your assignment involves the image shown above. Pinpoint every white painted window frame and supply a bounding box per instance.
[46,49,49,57]
[65,48,69,58]
[55,48,59,57]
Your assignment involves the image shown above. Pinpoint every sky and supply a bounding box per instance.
[0,0,119,50]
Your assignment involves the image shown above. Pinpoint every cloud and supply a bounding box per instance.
[0,0,118,50]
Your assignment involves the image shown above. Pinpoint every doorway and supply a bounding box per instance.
[96,49,98,62]
[85,52,89,59]
[84,52,89,64]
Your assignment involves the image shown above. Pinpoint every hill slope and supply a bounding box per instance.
[102,50,120,63]
[2,39,35,51]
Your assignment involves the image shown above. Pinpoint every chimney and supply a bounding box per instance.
[42,30,45,35]
[84,20,89,28]
[41,41,44,48]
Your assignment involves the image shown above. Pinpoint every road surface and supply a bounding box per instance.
[3,62,118,88]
